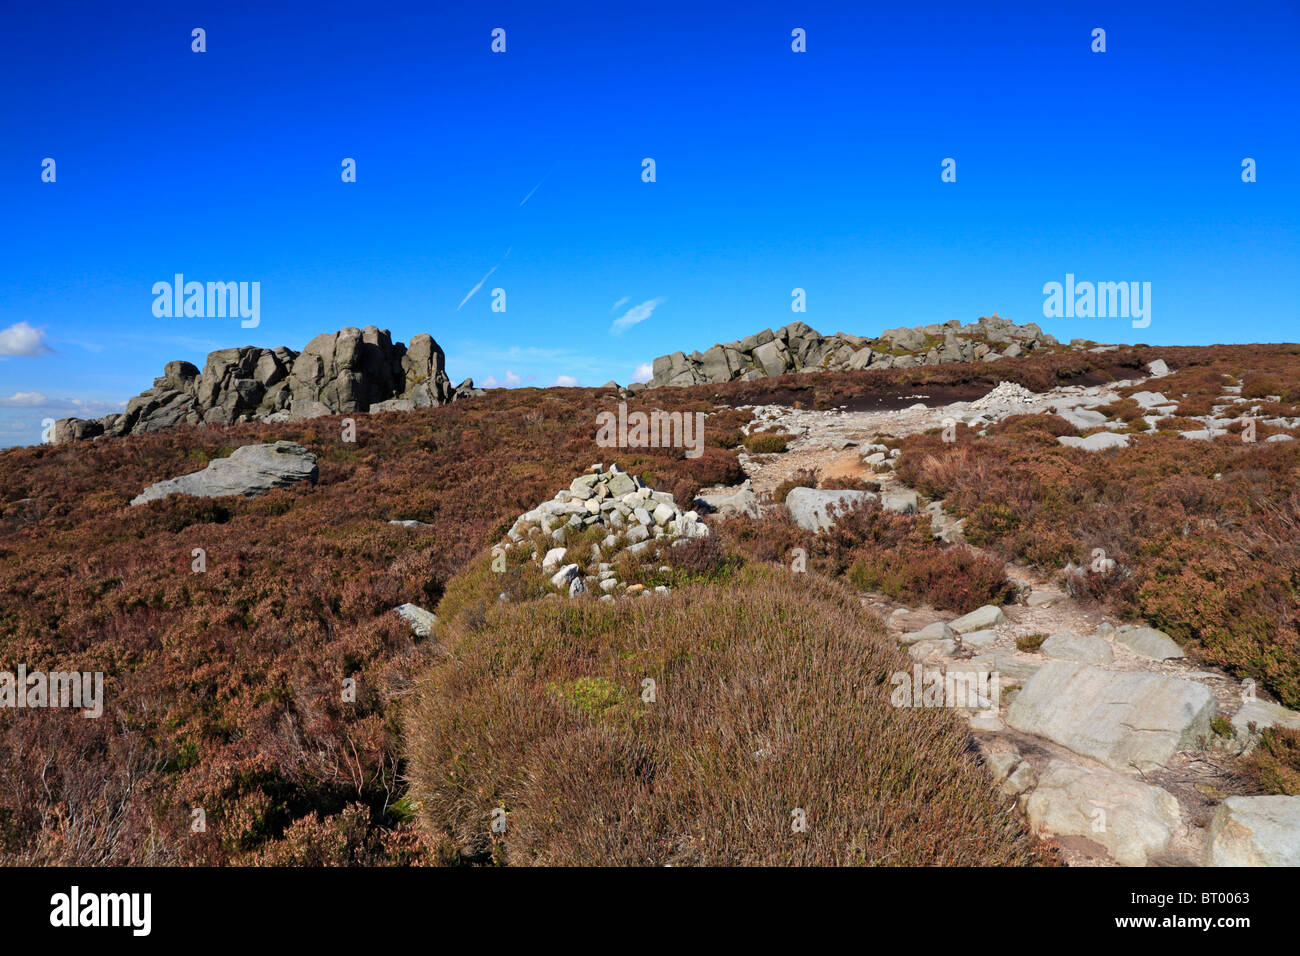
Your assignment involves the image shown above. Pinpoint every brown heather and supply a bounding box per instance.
[5,342,1287,865]
[0,388,742,864]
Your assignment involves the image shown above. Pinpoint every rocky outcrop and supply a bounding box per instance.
[129,440,318,505]
[648,315,1061,387]
[54,327,474,443]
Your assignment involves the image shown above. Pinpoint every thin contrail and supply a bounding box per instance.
[457,265,498,310]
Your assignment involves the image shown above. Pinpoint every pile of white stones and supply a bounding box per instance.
[969,380,1038,413]
[501,464,710,599]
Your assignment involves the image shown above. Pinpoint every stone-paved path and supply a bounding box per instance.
[703,370,1300,867]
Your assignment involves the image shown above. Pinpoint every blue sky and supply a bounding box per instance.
[2,0,1297,446]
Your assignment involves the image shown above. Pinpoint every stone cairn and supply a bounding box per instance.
[499,464,710,599]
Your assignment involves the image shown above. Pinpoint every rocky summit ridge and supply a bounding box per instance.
[53,326,480,443]
[647,314,1069,388]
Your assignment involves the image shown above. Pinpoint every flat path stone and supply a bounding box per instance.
[949,605,1005,633]
[1231,698,1300,751]
[1115,625,1185,660]
[1025,760,1181,866]
[1006,662,1216,772]
[1206,796,1300,866]
[1058,432,1130,452]
[1041,630,1113,665]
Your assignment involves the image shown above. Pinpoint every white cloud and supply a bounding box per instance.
[554,375,580,387]
[0,322,53,357]
[481,370,523,388]
[610,297,665,335]
[0,393,122,414]
[610,296,630,313]
[631,362,653,383]
[0,392,49,407]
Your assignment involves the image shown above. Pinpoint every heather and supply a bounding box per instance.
[0,388,742,863]
[719,500,1012,613]
[405,559,1047,865]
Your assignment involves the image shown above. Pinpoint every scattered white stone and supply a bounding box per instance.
[949,605,1006,634]
[394,603,437,638]
[550,564,581,588]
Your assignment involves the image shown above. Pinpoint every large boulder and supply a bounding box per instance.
[784,487,876,532]
[129,441,319,505]
[694,479,761,519]
[1006,662,1216,772]
[752,339,794,378]
[1025,760,1181,866]
[289,326,402,412]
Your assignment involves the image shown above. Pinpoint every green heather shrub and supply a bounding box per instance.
[743,431,789,454]
[1016,633,1049,653]
[406,563,1048,866]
